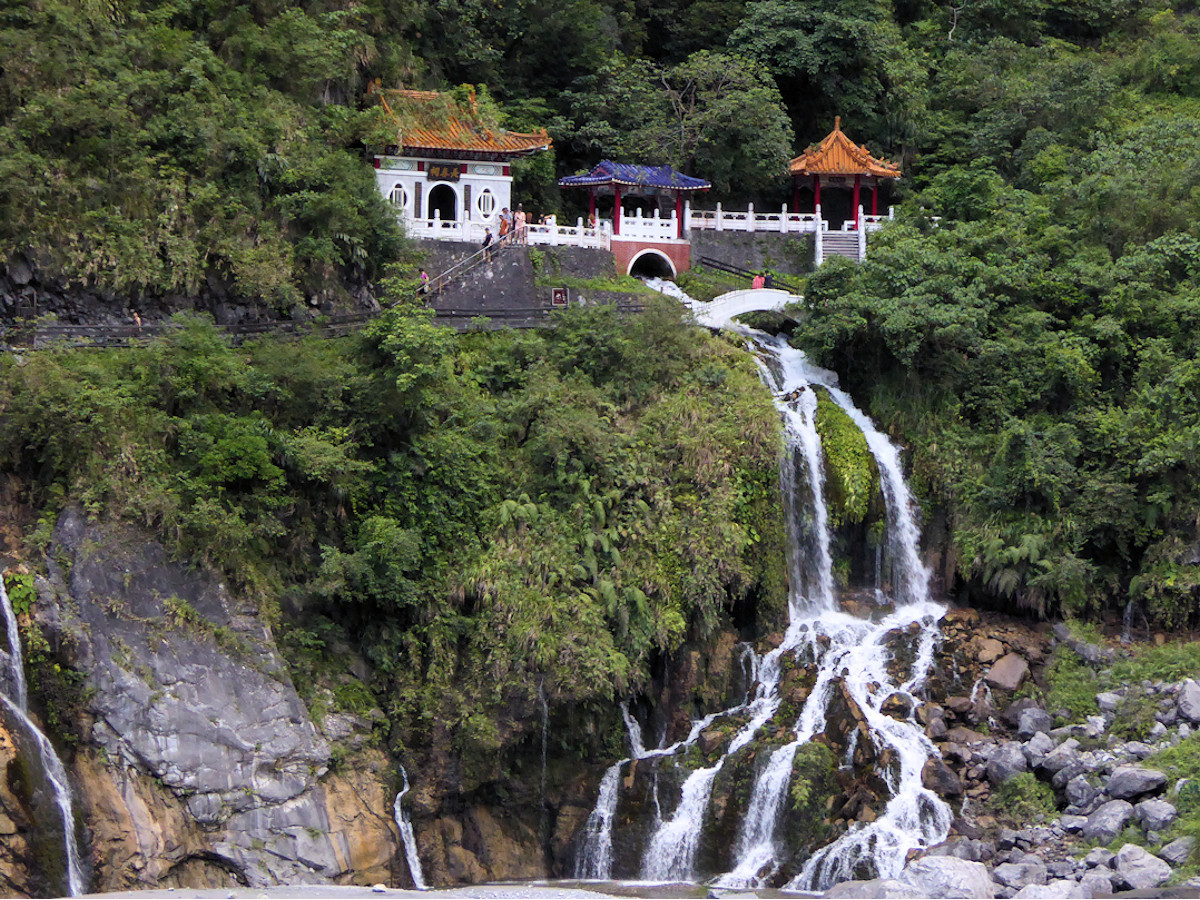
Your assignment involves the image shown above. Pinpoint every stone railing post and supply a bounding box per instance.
[814,204,823,266]
[781,203,788,233]
[857,206,867,260]
[684,199,692,238]
[715,202,723,231]
[577,217,585,246]
[747,202,755,233]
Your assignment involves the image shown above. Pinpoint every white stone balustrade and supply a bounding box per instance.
[616,208,684,241]
[398,204,893,251]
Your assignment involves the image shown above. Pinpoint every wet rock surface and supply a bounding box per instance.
[36,509,400,891]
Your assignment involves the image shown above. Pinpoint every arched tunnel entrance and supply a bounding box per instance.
[628,250,676,279]
[427,183,458,222]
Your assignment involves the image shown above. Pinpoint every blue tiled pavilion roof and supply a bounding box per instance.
[558,161,711,191]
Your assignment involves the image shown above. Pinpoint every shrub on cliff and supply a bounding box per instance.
[0,298,787,760]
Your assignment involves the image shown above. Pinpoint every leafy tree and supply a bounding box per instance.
[553,51,792,197]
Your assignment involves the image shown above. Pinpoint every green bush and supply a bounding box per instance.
[1043,646,1100,724]
[991,773,1057,825]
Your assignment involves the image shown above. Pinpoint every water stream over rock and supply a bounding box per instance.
[577,293,952,890]
[0,575,85,896]
[393,765,428,890]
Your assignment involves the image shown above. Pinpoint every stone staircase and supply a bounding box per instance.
[820,231,863,263]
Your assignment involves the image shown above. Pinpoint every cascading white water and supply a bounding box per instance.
[575,760,626,879]
[641,762,722,880]
[587,284,951,890]
[393,766,428,890]
[0,576,84,897]
[1,578,28,710]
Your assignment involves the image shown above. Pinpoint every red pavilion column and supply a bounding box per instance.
[589,189,596,223]
[675,193,684,238]
[613,185,622,235]
[871,182,878,217]
[852,174,861,229]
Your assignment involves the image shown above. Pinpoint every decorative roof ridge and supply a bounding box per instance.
[371,85,550,156]
[789,117,901,178]
[559,160,711,191]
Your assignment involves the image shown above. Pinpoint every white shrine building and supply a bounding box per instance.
[369,93,897,269]
[370,88,551,240]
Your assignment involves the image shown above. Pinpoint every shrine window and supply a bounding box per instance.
[477,188,497,218]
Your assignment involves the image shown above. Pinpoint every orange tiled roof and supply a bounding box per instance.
[789,117,901,179]
[379,88,551,157]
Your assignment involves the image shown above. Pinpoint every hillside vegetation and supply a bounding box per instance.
[4,1,1200,692]
[0,294,785,750]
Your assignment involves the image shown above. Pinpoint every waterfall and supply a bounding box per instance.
[1,577,28,710]
[641,763,722,880]
[393,766,428,890]
[575,290,951,890]
[575,760,626,879]
[0,576,84,897]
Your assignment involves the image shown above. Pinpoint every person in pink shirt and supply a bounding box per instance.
[514,204,527,244]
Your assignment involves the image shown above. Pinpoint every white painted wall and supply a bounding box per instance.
[373,156,515,225]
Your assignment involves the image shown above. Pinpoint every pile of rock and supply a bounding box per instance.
[887,613,1200,898]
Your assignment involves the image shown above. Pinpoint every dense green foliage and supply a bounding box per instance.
[990,772,1057,825]
[6,0,1200,717]
[0,300,785,750]
[813,388,879,528]
[789,5,1200,624]
[0,0,407,304]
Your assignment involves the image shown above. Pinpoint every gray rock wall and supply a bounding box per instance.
[688,230,815,276]
[39,509,398,891]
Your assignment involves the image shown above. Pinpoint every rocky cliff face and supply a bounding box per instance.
[31,509,404,893]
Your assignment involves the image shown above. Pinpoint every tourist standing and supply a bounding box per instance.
[498,208,512,243]
[515,204,527,244]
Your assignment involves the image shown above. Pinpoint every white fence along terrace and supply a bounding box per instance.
[400,204,894,264]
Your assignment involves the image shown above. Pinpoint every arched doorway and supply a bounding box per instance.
[427,184,458,222]
[628,250,676,279]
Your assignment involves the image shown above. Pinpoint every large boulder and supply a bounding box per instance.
[923,758,964,797]
[1010,883,1085,899]
[977,638,1006,664]
[1178,680,1200,724]
[1016,708,1054,739]
[823,880,925,898]
[1160,835,1195,866]
[1064,774,1096,809]
[1081,799,1134,844]
[1078,870,1112,896]
[985,654,1029,692]
[1038,739,1081,775]
[1112,843,1171,890]
[987,742,1028,786]
[1134,797,1177,832]
[898,857,995,898]
[1106,765,1167,800]
[992,858,1047,891]
[1022,732,1055,767]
